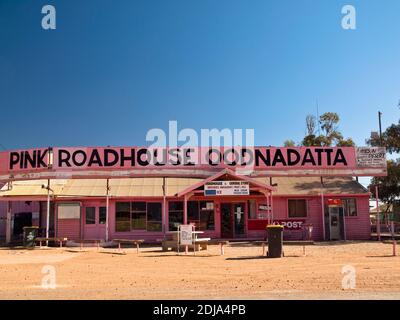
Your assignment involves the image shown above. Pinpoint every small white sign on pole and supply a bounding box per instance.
[180,225,193,246]
[356,147,386,167]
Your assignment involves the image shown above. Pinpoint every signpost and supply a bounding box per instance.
[204,181,249,196]
[178,224,194,255]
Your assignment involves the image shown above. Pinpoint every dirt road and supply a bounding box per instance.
[0,241,399,299]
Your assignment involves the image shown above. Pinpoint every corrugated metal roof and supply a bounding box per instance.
[0,179,66,196]
[0,178,203,198]
[254,176,368,195]
[164,178,203,196]
[0,176,368,198]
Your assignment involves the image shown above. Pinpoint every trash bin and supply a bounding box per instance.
[23,226,39,248]
[266,225,283,258]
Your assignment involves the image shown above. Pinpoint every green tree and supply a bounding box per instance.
[283,139,296,147]
[367,121,400,153]
[367,114,400,212]
[369,160,400,205]
[299,112,355,147]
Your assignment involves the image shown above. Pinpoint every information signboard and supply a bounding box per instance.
[179,225,193,245]
[204,181,250,196]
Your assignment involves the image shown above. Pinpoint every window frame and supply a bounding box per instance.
[115,202,131,232]
[99,206,107,225]
[287,198,308,218]
[198,201,215,231]
[85,207,96,225]
[146,202,163,232]
[168,201,184,231]
[115,201,163,232]
[131,201,147,231]
[343,198,358,217]
[167,200,215,231]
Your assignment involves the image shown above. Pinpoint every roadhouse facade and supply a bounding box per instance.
[0,146,387,243]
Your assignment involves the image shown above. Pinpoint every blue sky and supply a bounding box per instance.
[0,0,399,151]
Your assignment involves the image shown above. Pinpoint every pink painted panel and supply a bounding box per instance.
[51,147,371,174]
[345,197,371,240]
[82,202,106,240]
[0,147,387,180]
[0,201,40,237]
[57,219,80,240]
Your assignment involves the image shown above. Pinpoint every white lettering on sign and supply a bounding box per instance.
[180,225,193,245]
[258,204,271,211]
[272,220,305,230]
[204,181,249,196]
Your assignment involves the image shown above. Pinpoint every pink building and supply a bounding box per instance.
[0,169,371,243]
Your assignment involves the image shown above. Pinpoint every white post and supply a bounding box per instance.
[321,178,325,241]
[266,192,269,224]
[46,179,51,245]
[105,179,110,242]
[376,185,381,241]
[6,201,12,244]
[270,191,274,223]
[391,221,396,256]
[342,203,347,241]
[163,177,166,237]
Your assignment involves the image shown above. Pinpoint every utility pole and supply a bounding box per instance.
[378,111,383,145]
[375,111,383,241]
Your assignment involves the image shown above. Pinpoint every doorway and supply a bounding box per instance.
[83,204,107,240]
[13,212,32,239]
[328,206,343,240]
[220,202,246,238]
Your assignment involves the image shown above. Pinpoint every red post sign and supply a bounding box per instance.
[327,199,343,206]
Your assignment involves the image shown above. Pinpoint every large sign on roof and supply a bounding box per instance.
[0,146,387,181]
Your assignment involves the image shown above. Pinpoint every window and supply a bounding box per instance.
[199,201,214,230]
[116,202,131,232]
[184,201,215,230]
[85,207,96,224]
[288,199,307,218]
[147,202,162,231]
[58,203,81,219]
[188,201,200,226]
[248,200,257,219]
[131,202,146,230]
[99,207,107,224]
[344,198,357,217]
[115,202,163,232]
[169,201,183,231]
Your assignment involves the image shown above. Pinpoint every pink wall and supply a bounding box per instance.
[80,195,370,242]
[0,201,40,238]
[0,192,371,242]
[345,197,371,240]
[57,219,80,240]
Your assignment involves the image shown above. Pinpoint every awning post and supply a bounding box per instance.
[270,191,274,223]
[376,185,381,241]
[6,201,12,244]
[183,194,188,225]
[321,177,325,241]
[106,179,110,242]
[266,191,270,224]
[46,179,51,245]
[162,177,166,237]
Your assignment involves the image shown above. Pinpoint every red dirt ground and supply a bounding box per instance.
[0,241,399,299]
